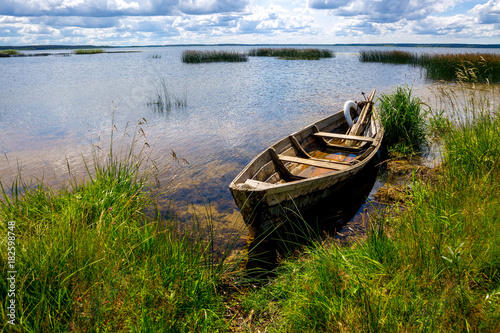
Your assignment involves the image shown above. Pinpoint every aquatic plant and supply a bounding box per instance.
[181,50,248,63]
[146,77,187,112]
[360,50,500,83]
[0,49,19,57]
[377,85,427,154]
[359,49,416,64]
[248,47,334,60]
[74,49,104,54]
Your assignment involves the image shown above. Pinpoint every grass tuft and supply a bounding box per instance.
[378,85,428,155]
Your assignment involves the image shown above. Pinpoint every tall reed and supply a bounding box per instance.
[0,49,19,57]
[74,49,104,54]
[146,77,187,112]
[359,49,416,64]
[248,47,334,60]
[377,85,427,154]
[360,50,500,83]
[181,50,248,63]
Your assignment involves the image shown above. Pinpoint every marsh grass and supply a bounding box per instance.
[181,50,248,63]
[360,50,500,83]
[359,49,415,64]
[146,77,187,112]
[74,49,105,55]
[0,49,19,57]
[0,124,238,332]
[239,86,500,332]
[378,85,428,155]
[248,47,334,60]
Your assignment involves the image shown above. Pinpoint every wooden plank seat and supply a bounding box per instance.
[278,154,351,171]
[313,132,375,143]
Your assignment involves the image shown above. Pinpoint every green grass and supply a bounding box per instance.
[181,50,248,63]
[239,87,500,332]
[0,49,19,57]
[248,47,334,60]
[0,127,235,332]
[360,50,500,83]
[377,85,428,155]
[74,49,105,54]
[146,77,187,112]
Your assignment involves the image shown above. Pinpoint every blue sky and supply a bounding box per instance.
[0,0,499,46]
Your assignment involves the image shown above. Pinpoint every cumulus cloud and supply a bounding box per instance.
[178,0,249,15]
[470,0,500,24]
[308,0,348,10]
[310,0,459,23]
[0,0,249,17]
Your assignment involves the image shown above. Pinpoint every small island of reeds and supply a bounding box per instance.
[0,49,19,57]
[248,47,334,60]
[74,48,105,54]
[359,50,500,82]
[181,50,248,63]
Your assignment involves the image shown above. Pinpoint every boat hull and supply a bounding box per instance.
[229,98,384,232]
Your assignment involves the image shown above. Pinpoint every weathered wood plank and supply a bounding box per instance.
[289,135,312,158]
[278,154,351,171]
[269,148,306,181]
[313,132,375,143]
[347,89,376,144]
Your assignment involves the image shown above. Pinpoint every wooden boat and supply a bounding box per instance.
[229,89,383,232]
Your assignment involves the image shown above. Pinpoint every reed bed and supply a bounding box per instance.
[248,47,334,60]
[360,50,500,83]
[359,49,416,64]
[421,52,500,82]
[0,49,19,57]
[181,50,248,63]
[74,49,104,54]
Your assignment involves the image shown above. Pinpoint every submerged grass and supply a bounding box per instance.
[181,50,248,63]
[239,86,500,332]
[360,50,500,83]
[248,47,334,60]
[0,125,236,331]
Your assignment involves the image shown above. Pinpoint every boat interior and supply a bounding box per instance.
[246,111,378,186]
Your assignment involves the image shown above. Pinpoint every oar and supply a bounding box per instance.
[346,89,376,146]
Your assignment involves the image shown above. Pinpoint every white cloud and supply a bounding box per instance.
[0,0,498,45]
[470,0,500,24]
[0,0,250,17]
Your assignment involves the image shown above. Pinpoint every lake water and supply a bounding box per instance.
[1,45,499,232]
